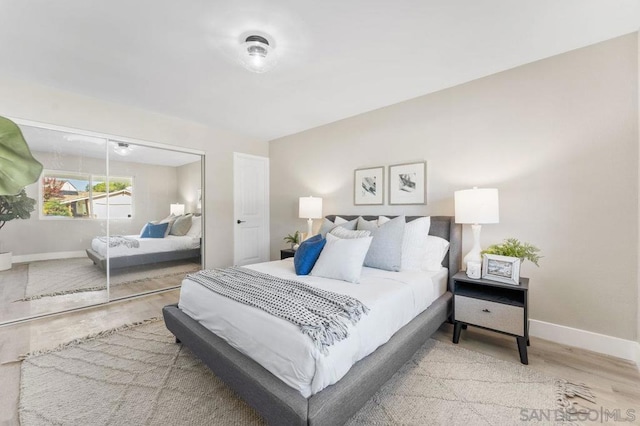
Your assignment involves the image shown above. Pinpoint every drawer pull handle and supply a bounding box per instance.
[482,308,491,313]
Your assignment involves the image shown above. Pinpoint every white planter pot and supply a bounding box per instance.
[0,252,12,271]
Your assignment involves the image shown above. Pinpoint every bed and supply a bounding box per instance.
[86,234,201,270]
[163,215,461,426]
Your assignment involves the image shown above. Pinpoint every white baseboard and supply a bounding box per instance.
[530,319,639,364]
[13,251,87,263]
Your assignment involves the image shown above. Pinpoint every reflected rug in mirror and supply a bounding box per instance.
[19,320,591,425]
[8,258,200,301]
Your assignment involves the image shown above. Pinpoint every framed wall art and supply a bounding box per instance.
[388,161,426,205]
[481,254,521,285]
[354,166,384,205]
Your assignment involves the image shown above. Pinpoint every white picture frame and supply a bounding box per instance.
[388,161,426,205]
[481,254,521,285]
[354,166,384,205]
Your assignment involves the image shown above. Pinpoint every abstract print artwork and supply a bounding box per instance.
[354,166,384,205]
[389,162,426,205]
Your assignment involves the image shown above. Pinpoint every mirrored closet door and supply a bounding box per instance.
[0,121,204,324]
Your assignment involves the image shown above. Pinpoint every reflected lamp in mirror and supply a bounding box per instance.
[454,187,499,268]
[170,203,185,216]
[299,196,322,240]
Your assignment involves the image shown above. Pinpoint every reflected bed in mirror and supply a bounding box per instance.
[0,121,205,324]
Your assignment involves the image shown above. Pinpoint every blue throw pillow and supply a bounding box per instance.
[294,235,326,275]
[140,222,169,238]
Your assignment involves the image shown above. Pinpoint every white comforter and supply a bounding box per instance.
[179,259,447,397]
[91,235,200,258]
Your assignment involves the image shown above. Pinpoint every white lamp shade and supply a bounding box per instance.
[170,203,185,216]
[454,188,499,224]
[299,197,323,219]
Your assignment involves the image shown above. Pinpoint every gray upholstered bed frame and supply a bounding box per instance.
[162,215,461,425]
[85,247,201,270]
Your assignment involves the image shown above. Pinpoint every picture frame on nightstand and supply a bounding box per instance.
[482,254,521,285]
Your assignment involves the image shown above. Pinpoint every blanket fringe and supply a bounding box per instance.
[554,379,596,413]
[18,317,161,360]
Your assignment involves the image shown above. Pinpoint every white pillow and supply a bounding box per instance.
[186,215,202,238]
[330,227,371,239]
[401,217,431,271]
[377,216,391,226]
[310,233,372,284]
[334,216,349,225]
[423,235,450,271]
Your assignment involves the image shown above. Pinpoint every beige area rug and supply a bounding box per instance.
[19,320,591,426]
[11,258,200,301]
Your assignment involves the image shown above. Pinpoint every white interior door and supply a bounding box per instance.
[234,153,270,266]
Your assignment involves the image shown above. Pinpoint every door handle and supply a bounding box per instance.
[482,308,491,313]
[237,220,246,224]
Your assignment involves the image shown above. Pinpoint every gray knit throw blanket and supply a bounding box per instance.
[97,236,140,248]
[187,267,369,354]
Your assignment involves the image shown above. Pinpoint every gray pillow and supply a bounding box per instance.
[169,214,193,236]
[319,217,358,237]
[357,215,405,271]
[330,227,371,239]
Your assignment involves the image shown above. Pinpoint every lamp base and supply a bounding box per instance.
[306,218,314,240]
[462,224,483,269]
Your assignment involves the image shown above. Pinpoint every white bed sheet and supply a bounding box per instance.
[178,259,448,397]
[91,235,200,258]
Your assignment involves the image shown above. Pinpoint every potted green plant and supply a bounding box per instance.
[0,189,36,270]
[0,116,42,271]
[482,238,542,266]
[283,231,301,250]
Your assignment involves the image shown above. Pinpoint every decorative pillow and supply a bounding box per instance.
[140,222,169,238]
[186,216,202,238]
[357,215,405,271]
[319,217,358,237]
[401,217,431,271]
[333,216,349,225]
[293,235,326,275]
[377,216,391,226]
[330,227,371,239]
[170,214,193,236]
[310,233,372,284]
[157,214,177,237]
[423,235,450,271]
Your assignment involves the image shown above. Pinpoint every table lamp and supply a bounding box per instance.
[299,196,323,240]
[170,203,185,216]
[454,187,499,268]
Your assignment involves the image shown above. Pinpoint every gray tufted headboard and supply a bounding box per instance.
[324,215,462,291]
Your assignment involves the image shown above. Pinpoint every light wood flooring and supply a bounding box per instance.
[1,289,639,426]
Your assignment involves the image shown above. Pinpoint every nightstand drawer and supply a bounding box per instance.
[455,295,524,336]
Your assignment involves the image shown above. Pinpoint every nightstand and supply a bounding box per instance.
[451,271,530,364]
[280,249,296,260]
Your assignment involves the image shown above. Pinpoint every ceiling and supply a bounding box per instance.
[1,1,638,142]
[20,125,202,167]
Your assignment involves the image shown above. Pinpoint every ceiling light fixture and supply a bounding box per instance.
[113,142,132,156]
[238,35,277,73]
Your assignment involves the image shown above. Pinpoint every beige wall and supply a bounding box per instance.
[177,160,202,214]
[270,34,639,341]
[4,152,181,256]
[0,76,268,268]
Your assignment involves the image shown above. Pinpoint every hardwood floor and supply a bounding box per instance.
[1,291,639,426]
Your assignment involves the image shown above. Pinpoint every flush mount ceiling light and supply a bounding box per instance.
[238,34,277,73]
[113,142,132,156]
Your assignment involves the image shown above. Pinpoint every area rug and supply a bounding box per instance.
[12,258,200,301]
[19,320,592,426]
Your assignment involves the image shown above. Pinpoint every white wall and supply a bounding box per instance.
[270,34,639,342]
[0,75,268,267]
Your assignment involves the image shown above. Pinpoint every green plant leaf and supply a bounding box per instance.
[482,238,542,266]
[0,116,44,195]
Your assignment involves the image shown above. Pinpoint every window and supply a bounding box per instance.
[40,171,133,219]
